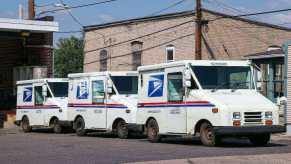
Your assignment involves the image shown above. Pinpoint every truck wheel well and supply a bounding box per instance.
[145,117,156,127]
[22,115,28,121]
[195,119,212,134]
[74,115,83,123]
[112,118,125,131]
[49,116,59,127]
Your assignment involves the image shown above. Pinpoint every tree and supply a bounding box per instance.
[54,36,84,77]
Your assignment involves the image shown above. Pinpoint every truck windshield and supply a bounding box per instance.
[111,76,138,94]
[47,82,68,97]
[191,66,252,90]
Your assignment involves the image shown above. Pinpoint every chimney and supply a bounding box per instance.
[28,0,35,20]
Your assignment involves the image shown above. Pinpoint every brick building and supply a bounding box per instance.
[0,16,58,111]
[83,9,291,72]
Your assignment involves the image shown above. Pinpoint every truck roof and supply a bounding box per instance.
[138,60,251,71]
[16,78,68,85]
[68,71,138,78]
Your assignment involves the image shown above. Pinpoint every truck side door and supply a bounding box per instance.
[32,84,45,125]
[91,79,107,129]
[165,71,187,133]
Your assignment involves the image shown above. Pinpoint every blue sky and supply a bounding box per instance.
[2,0,291,45]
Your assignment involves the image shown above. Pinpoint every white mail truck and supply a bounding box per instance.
[15,78,70,133]
[136,60,285,146]
[67,71,139,138]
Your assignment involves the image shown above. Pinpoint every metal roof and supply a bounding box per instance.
[0,18,59,32]
[138,60,251,71]
[68,71,138,78]
[16,78,68,85]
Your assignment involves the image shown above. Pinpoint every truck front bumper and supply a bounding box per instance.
[213,125,286,136]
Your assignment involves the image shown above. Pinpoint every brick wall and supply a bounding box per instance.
[84,10,291,72]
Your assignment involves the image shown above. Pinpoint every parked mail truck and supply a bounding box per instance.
[15,78,70,133]
[136,60,285,146]
[67,71,139,138]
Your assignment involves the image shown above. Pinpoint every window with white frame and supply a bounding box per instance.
[166,45,175,62]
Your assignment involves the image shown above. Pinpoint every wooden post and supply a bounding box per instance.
[28,0,35,20]
[195,0,202,60]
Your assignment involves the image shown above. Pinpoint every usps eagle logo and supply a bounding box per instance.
[23,87,32,102]
[148,75,164,97]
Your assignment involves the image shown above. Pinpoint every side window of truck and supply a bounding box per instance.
[167,72,184,102]
[34,86,44,105]
[92,80,105,104]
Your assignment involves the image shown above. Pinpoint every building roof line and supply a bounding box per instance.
[84,8,291,32]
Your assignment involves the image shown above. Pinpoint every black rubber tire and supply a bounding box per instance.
[116,120,129,139]
[75,117,87,136]
[147,119,160,143]
[200,122,219,146]
[249,133,270,146]
[52,119,62,134]
[21,117,32,133]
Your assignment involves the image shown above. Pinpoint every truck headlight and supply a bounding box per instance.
[265,111,273,119]
[233,112,241,120]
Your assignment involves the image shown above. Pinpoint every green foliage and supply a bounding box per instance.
[54,36,84,78]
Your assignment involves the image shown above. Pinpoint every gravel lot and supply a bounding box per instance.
[0,128,291,164]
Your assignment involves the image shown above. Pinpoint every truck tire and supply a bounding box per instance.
[117,120,128,139]
[249,133,270,146]
[52,119,62,134]
[200,122,219,146]
[147,119,160,143]
[21,117,32,133]
[75,117,86,136]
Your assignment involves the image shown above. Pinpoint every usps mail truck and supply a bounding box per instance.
[67,71,139,138]
[136,60,285,146]
[15,78,70,133]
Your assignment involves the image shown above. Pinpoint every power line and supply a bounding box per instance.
[37,0,120,16]
[84,32,195,65]
[210,8,291,22]
[56,30,82,34]
[84,0,193,44]
[149,0,189,16]
[58,0,84,27]
[85,20,194,53]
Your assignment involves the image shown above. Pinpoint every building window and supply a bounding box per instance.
[131,41,143,70]
[166,45,175,62]
[100,49,108,71]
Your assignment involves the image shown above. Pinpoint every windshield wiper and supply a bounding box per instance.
[231,81,250,91]
[211,82,229,92]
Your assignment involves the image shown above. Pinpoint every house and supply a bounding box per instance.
[83,9,291,72]
[0,16,58,114]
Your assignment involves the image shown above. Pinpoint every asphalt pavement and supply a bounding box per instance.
[0,128,291,164]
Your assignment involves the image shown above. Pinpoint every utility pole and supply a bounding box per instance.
[195,0,202,60]
[28,0,35,20]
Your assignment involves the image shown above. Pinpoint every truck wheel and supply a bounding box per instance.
[75,117,86,136]
[21,117,32,133]
[117,120,128,139]
[52,119,62,134]
[147,119,160,143]
[249,133,270,146]
[200,122,218,146]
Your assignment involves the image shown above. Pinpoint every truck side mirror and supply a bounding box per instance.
[42,85,48,97]
[107,80,113,94]
[184,69,192,88]
[277,96,287,106]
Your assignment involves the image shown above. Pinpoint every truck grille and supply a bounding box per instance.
[244,112,263,125]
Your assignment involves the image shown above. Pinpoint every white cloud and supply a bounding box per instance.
[98,14,115,23]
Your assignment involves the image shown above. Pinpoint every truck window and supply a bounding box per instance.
[47,82,68,97]
[92,80,105,104]
[111,76,138,94]
[168,73,184,102]
[34,86,44,105]
[192,66,252,89]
